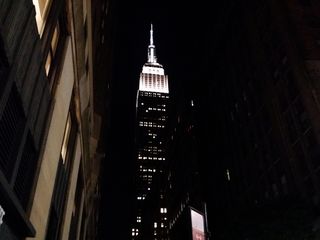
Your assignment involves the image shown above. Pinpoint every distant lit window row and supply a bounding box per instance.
[141,116,167,122]
[146,107,166,112]
[140,92,169,98]
[140,174,153,179]
[139,122,165,128]
[139,168,156,173]
[138,156,165,160]
[148,133,157,138]
[140,103,167,108]
[140,149,163,153]
[140,146,160,150]
[139,121,165,126]
[139,165,159,170]
[139,146,161,150]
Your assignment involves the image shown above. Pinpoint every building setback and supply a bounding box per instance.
[132,25,169,240]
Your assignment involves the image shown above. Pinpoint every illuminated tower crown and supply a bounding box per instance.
[139,24,169,93]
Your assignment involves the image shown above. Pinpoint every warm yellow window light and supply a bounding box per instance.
[61,114,71,164]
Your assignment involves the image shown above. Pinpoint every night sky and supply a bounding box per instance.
[99,1,216,239]
[96,1,320,239]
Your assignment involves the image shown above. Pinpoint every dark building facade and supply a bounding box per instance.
[0,1,51,238]
[191,0,320,238]
[165,100,209,240]
[132,25,170,240]
[0,0,114,239]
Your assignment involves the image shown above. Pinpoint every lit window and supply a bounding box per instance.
[51,24,60,55]
[44,21,62,78]
[226,169,231,181]
[160,208,167,213]
[154,222,157,228]
[45,53,52,76]
[132,228,139,236]
[61,114,71,164]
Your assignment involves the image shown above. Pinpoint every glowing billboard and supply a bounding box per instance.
[191,208,205,240]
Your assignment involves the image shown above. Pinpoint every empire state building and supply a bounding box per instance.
[132,24,169,240]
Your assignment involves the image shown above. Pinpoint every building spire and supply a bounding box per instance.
[150,23,154,45]
[148,23,157,63]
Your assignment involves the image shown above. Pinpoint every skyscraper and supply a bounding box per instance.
[132,24,169,240]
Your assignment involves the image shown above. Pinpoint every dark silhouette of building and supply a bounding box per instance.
[165,99,209,240]
[187,0,320,238]
[131,25,170,240]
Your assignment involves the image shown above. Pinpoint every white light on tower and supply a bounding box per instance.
[226,169,231,181]
[138,24,169,94]
[0,205,5,226]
